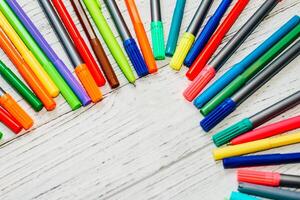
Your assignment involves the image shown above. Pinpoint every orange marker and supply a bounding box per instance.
[125,0,158,73]
[0,87,33,130]
[0,28,56,111]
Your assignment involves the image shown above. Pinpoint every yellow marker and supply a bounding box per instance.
[213,132,300,160]
[0,12,59,97]
[170,32,195,71]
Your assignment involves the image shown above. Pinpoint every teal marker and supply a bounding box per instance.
[165,0,186,57]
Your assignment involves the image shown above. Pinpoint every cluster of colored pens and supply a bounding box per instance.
[228,169,300,200]
[166,1,300,198]
[0,0,172,139]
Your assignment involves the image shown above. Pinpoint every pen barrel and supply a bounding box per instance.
[151,21,165,60]
[165,0,186,57]
[281,174,300,188]
[123,38,149,77]
[251,91,300,127]
[0,106,22,134]
[187,0,213,35]
[213,132,300,160]
[231,116,300,145]
[89,38,119,88]
[150,0,161,21]
[223,153,300,168]
[0,93,33,130]
[230,191,260,200]
[183,66,216,101]
[75,64,102,103]
[170,32,195,70]
[0,61,43,112]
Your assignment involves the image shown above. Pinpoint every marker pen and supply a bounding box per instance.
[38,0,102,103]
[184,0,280,99]
[231,115,300,145]
[83,0,136,83]
[184,0,232,67]
[0,60,43,111]
[70,0,119,89]
[0,86,33,130]
[213,91,300,147]
[165,0,186,57]
[201,23,300,116]
[104,0,148,77]
[201,40,300,131]
[170,0,213,70]
[223,152,300,169]
[0,106,22,134]
[213,131,300,160]
[6,0,91,106]
[125,0,158,73]
[238,183,300,200]
[193,16,300,109]
[186,0,249,80]
[238,170,300,188]
[0,27,56,111]
[150,0,165,60]
[51,0,106,87]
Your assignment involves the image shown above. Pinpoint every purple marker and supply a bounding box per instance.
[6,0,91,106]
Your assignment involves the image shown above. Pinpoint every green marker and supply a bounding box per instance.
[82,0,136,84]
[201,23,300,116]
[0,60,43,111]
[0,131,3,140]
[0,1,81,110]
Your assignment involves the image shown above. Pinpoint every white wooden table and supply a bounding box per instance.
[0,0,299,199]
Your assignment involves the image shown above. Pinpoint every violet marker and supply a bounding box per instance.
[6,0,91,106]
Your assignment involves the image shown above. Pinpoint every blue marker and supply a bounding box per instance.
[193,16,300,109]
[184,0,232,67]
[165,0,186,57]
[223,152,300,169]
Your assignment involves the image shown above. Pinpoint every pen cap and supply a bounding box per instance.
[151,21,165,60]
[183,66,216,102]
[0,93,33,130]
[238,170,280,187]
[123,38,148,77]
[230,191,260,200]
[200,98,237,132]
[212,118,253,147]
[75,64,103,103]
[0,106,22,134]
[170,32,195,71]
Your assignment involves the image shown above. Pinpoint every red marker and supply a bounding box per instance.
[186,0,249,81]
[231,115,300,145]
[0,106,22,134]
[238,169,300,188]
[51,0,106,86]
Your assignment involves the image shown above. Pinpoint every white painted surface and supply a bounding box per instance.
[0,0,299,199]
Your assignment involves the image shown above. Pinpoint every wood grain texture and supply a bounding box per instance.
[0,0,299,199]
